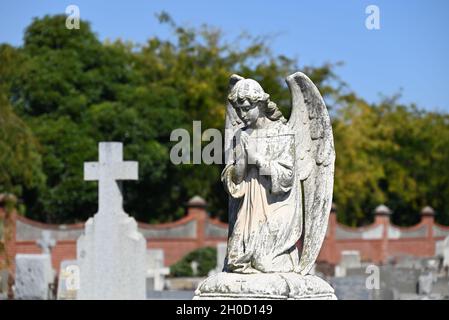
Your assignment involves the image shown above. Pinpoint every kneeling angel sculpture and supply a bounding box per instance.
[195,72,336,299]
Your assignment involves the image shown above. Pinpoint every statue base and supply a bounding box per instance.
[193,272,337,300]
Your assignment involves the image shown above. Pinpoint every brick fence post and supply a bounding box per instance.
[0,194,18,298]
[374,204,392,264]
[420,206,435,255]
[185,196,208,249]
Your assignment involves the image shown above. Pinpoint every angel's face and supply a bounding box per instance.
[234,97,260,128]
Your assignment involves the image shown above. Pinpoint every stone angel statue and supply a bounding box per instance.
[194,72,336,299]
[221,72,335,275]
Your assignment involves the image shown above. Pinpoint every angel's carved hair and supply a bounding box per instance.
[228,78,286,123]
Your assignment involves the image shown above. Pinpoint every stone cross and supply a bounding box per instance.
[190,260,199,276]
[84,142,138,214]
[77,142,145,300]
[36,230,56,254]
[146,250,170,291]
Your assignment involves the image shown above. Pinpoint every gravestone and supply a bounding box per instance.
[443,235,449,268]
[335,251,362,277]
[190,261,199,276]
[146,249,169,291]
[77,142,146,300]
[395,255,423,269]
[14,254,53,300]
[0,269,8,300]
[56,260,79,300]
[379,265,420,297]
[216,243,227,272]
[331,275,372,300]
[435,240,444,257]
[37,230,56,254]
[418,271,436,296]
[208,242,227,276]
[421,258,439,272]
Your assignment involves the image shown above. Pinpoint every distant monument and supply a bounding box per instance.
[194,72,336,299]
[77,142,146,300]
[146,249,170,291]
[37,230,56,255]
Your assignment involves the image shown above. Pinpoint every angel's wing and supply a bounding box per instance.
[224,74,244,165]
[286,72,335,275]
[223,74,245,240]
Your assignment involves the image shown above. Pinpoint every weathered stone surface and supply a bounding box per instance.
[379,265,420,295]
[418,271,436,296]
[195,72,336,299]
[77,142,146,300]
[443,235,449,268]
[36,230,56,254]
[194,272,336,300]
[335,250,362,277]
[14,254,53,300]
[331,275,372,300]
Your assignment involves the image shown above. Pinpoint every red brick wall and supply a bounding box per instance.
[316,211,449,265]
[2,206,449,273]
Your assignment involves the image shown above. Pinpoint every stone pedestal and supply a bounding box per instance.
[193,272,337,300]
[77,212,146,300]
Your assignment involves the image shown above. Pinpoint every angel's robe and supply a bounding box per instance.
[221,120,302,273]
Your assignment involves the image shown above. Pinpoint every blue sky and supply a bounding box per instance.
[1,0,448,112]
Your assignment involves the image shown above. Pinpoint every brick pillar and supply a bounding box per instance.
[374,204,392,264]
[0,194,18,299]
[0,194,17,273]
[186,196,208,248]
[420,206,435,255]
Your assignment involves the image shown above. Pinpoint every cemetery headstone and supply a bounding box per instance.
[190,261,199,276]
[56,260,79,300]
[14,254,53,300]
[443,235,449,268]
[395,255,422,269]
[36,230,56,254]
[0,269,8,300]
[435,240,444,257]
[379,265,420,298]
[418,271,436,296]
[77,142,146,300]
[146,249,169,291]
[331,275,372,300]
[208,242,227,276]
[216,243,227,272]
[335,250,362,277]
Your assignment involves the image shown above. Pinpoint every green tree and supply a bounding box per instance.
[1,13,448,227]
[169,247,216,277]
[333,94,449,226]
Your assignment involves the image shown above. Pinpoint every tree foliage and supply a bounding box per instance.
[0,14,448,226]
[169,247,216,277]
